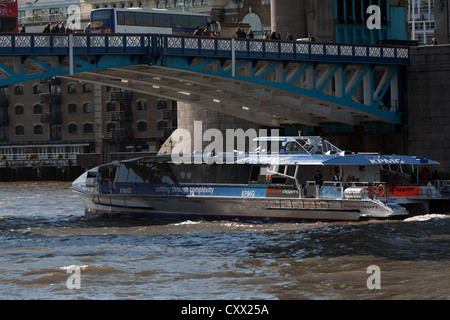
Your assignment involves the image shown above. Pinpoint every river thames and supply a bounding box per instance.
[0,181,449,302]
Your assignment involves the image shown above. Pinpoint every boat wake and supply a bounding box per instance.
[404,213,450,222]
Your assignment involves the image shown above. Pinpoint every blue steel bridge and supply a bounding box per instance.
[0,33,409,127]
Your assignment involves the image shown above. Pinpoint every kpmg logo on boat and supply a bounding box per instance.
[170,121,280,164]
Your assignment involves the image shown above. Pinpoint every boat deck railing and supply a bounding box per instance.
[310,180,448,200]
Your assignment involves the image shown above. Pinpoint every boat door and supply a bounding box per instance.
[98,164,115,194]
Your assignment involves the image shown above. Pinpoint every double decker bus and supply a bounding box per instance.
[0,0,18,33]
[90,7,214,35]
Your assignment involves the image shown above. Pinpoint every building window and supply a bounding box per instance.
[137,121,147,131]
[68,104,77,113]
[83,83,92,93]
[67,84,77,94]
[33,104,43,114]
[34,125,43,135]
[157,120,167,131]
[49,8,59,21]
[83,103,92,113]
[83,123,93,133]
[157,99,167,110]
[15,86,23,96]
[137,100,147,110]
[106,102,116,112]
[68,124,78,134]
[15,125,24,135]
[15,105,24,115]
[107,122,116,132]
[33,85,42,94]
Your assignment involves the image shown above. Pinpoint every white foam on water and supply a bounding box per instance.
[404,214,449,222]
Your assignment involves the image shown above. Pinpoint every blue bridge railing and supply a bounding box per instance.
[0,33,410,65]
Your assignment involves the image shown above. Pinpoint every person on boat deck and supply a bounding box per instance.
[333,171,342,182]
[313,170,323,186]
[419,167,430,184]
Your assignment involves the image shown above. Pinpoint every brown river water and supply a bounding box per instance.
[0,182,449,302]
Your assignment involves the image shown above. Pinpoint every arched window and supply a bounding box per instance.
[34,125,43,135]
[157,99,167,110]
[15,86,24,96]
[157,120,167,131]
[107,122,116,132]
[106,102,116,112]
[33,85,42,94]
[15,125,24,135]
[137,121,147,131]
[83,103,92,113]
[68,124,78,134]
[33,104,43,114]
[15,105,24,115]
[83,83,92,93]
[137,100,147,111]
[67,84,77,94]
[83,123,93,133]
[68,104,77,113]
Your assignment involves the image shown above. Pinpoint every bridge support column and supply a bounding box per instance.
[271,0,307,38]
[158,102,262,156]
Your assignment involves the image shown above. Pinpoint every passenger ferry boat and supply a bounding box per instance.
[72,135,449,222]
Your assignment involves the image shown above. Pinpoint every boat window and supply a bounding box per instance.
[249,166,260,182]
[86,171,97,178]
[271,176,286,184]
[115,163,129,183]
[286,166,296,177]
[127,162,147,183]
[98,165,111,180]
[284,142,302,153]
[114,162,254,185]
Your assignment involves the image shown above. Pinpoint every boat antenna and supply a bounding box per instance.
[298,130,302,136]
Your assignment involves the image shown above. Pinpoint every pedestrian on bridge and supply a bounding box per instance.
[43,23,51,33]
[235,27,246,38]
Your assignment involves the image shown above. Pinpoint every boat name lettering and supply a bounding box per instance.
[241,189,256,197]
[360,204,378,210]
[119,187,132,194]
[368,157,400,164]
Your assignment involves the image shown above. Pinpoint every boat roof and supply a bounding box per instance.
[236,153,439,166]
[115,153,438,167]
[109,135,439,167]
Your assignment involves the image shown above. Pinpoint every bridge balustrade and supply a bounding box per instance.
[0,33,410,65]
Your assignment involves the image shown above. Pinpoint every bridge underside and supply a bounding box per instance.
[0,34,407,128]
[64,59,403,127]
